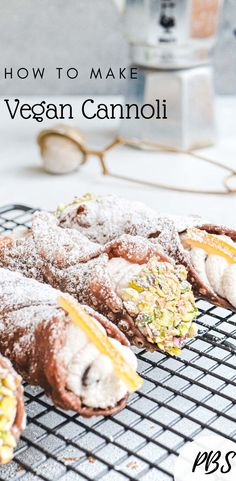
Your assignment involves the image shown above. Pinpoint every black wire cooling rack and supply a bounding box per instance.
[0,204,235,481]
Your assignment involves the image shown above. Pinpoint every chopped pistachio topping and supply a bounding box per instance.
[120,257,198,356]
[0,370,17,464]
[57,192,97,214]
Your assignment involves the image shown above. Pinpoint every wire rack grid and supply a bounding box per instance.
[0,204,235,481]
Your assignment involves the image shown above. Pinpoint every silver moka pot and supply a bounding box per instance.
[120,0,223,150]
[125,0,222,69]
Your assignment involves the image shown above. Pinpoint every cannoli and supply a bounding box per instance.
[56,194,236,312]
[57,193,159,244]
[0,354,25,464]
[0,268,140,417]
[0,213,197,354]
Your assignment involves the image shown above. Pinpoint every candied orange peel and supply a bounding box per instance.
[58,296,142,393]
[183,228,236,264]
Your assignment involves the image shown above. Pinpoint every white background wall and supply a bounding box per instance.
[0,0,235,95]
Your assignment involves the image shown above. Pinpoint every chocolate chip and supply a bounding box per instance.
[76,206,85,214]
[82,366,91,386]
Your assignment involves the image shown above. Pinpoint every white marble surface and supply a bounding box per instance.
[0,95,236,226]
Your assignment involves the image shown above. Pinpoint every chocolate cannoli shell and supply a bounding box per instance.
[57,195,160,243]
[191,223,236,310]
[0,354,25,444]
[0,212,170,350]
[0,235,45,283]
[149,219,236,312]
[1,212,186,350]
[57,197,236,312]
[0,269,129,417]
[35,310,129,416]
[30,213,173,350]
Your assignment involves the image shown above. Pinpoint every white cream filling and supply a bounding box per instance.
[205,255,228,298]
[60,320,137,409]
[186,235,236,307]
[107,257,143,297]
[189,247,212,291]
[222,265,236,307]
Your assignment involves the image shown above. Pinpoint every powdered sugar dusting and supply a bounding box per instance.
[0,268,67,381]
[56,194,236,311]
[33,211,103,267]
[0,268,60,313]
[57,195,188,267]
[0,235,44,281]
[57,194,207,242]
[0,211,170,321]
[0,268,135,412]
[0,269,64,339]
[0,210,184,350]
[58,195,161,243]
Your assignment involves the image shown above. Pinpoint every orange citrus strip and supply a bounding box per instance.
[58,295,142,393]
[183,228,236,264]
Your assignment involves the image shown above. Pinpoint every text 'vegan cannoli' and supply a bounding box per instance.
[57,194,236,312]
[0,212,198,354]
[0,268,140,417]
[0,354,25,464]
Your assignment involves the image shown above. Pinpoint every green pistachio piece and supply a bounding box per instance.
[120,256,197,354]
[57,192,97,214]
[166,347,182,356]
[57,203,65,212]
[188,323,198,338]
